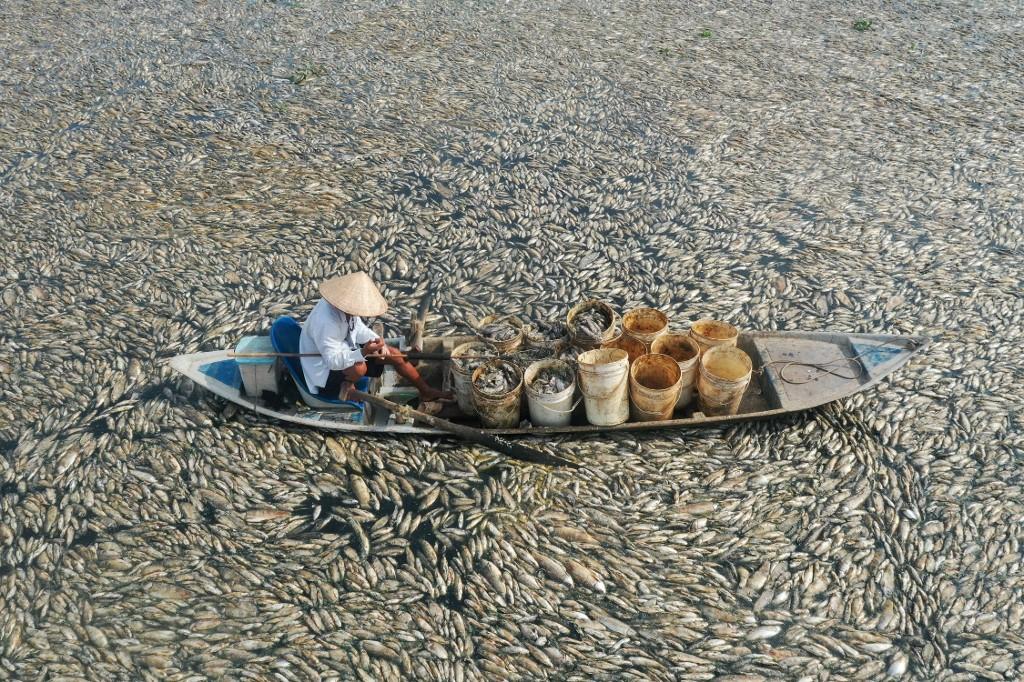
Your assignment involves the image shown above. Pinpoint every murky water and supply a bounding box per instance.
[1,0,1022,679]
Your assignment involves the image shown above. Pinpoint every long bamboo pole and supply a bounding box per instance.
[228,350,495,362]
[230,350,449,360]
[349,390,576,467]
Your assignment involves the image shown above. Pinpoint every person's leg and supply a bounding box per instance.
[379,346,452,401]
[342,362,368,381]
[320,370,345,397]
[332,362,367,400]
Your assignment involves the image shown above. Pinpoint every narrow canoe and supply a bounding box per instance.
[168,330,929,437]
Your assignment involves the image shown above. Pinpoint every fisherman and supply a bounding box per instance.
[300,272,452,402]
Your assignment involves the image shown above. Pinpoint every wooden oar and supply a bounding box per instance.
[349,389,577,468]
[409,287,432,352]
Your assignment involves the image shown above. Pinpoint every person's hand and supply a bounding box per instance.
[362,338,385,356]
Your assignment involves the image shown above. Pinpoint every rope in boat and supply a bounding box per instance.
[753,338,923,385]
[755,357,866,385]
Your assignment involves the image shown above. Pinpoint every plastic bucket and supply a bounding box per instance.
[651,333,700,410]
[450,341,496,417]
[697,345,752,416]
[602,329,647,364]
[629,354,682,422]
[523,322,568,351]
[622,307,669,349]
[567,300,618,350]
[476,314,524,353]
[523,359,576,427]
[471,360,523,428]
[576,348,630,426]
[689,319,739,354]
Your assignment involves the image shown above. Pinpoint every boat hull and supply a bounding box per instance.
[169,331,929,437]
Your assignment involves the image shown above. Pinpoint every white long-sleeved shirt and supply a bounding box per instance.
[299,298,380,392]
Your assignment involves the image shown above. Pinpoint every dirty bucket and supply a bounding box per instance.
[602,329,647,364]
[471,360,523,428]
[622,307,669,349]
[523,320,568,351]
[449,341,497,417]
[476,314,524,353]
[689,319,739,354]
[523,359,576,427]
[629,354,682,422]
[697,345,752,416]
[567,300,618,350]
[651,333,700,410]
[576,348,630,426]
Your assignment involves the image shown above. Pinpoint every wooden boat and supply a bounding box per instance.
[168,328,929,436]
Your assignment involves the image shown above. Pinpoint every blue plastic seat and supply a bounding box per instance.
[270,316,366,410]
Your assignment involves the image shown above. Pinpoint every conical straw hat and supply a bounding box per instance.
[319,272,388,317]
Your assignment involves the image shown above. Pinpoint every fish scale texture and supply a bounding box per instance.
[1,0,1022,680]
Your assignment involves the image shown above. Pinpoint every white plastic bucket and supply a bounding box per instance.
[689,319,739,354]
[629,354,682,422]
[523,359,576,427]
[576,348,630,426]
[450,341,495,417]
[697,345,752,416]
[651,333,700,410]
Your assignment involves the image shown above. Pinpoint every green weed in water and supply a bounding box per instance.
[853,19,872,32]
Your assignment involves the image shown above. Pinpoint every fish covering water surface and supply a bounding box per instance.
[1,0,1021,679]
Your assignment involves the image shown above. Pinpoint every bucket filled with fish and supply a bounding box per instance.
[476,314,524,353]
[507,346,552,374]
[471,359,523,428]
[567,300,618,350]
[651,333,701,410]
[450,341,497,417]
[576,348,630,426]
[629,353,682,422]
[622,307,669,349]
[523,359,577,427]
[523,319,568,351]
[689,319,739,354]
[697,345,752,416]
[601,328,647,364]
